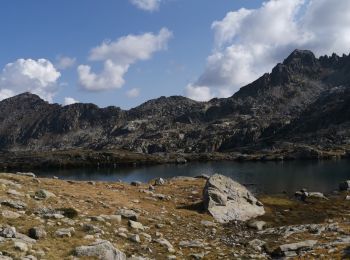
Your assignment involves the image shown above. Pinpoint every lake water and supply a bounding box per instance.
[35,160,350,194]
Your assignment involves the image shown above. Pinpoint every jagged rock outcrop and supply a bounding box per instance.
[1,49,350,157]
[203,174,265,223]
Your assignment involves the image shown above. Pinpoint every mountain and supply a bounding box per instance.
[1,49,350,163]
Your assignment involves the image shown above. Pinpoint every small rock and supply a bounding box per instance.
[16,172,36,178]
[179,240,205,248]
[129,234,140,243]
[28,227,47,240]
[35,189,56,199]
[154,178,166,186]
[116,209,139,221]
[155,238,175,253]
[247,220,266,231]
[128,220,144,230]
[55,227,75,238]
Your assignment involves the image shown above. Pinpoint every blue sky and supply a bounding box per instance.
[0,0,349,108]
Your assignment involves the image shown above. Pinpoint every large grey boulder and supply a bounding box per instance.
[74,240,126,260]
[203,174,264,223]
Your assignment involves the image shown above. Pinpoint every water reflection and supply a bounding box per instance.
[35,160,350,194]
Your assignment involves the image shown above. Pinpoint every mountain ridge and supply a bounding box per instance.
[1,49,350,163]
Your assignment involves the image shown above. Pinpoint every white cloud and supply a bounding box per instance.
[64,97,79,106]
[185,84,213,102]
[78,28,172,91]
[188,0,350,100]
[0,59,61,102]
[56,56,76,70]
[126,88,140,98]
[130,0,160,12]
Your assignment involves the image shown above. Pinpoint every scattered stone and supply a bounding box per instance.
[74,240,126,259]
[154,178,166,186]
[128,220,144,230]
[35,189,56,199]
[14,241,28,252]
[155,238,175,253]
[129,234,141,243]
[190,252,205,259]
[7,189,24,197]
[131,181,142,187]
[116,209,139,221]
[28,227,47,240]
[55,227,75,238]
[248,239,266,251]
[16,172,36,178]
[247,220,267,231]
[0,226,16,238]
[0,199,27,209]
[82,224,102,234]
[195,174,210,180]
[203,174,265,223]
[200,220,216,227]
[2,210,20,219]
[273,240,318,257]
[179,240,205,248]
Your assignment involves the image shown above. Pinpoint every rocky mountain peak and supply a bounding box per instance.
[283,49,317,66]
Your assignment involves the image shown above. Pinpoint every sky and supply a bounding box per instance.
[0,0,350,109]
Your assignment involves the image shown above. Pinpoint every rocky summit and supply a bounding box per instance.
[1,50,350,167]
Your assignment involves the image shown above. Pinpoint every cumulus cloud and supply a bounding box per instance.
[126,88,140,98]
[187,0,350,101]
[130,0,161,12]
[185,84,213,102]
[64,97,79,106]
[0,59,61,102]
[56,56,76,70]
[78,28,172,91]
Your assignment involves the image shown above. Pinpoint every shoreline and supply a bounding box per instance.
[0,147,348,171]
[0,172,349,259]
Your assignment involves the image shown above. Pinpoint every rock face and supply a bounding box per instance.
[74,240,126,260]
[1,50,350,159]
[203,174,264,223]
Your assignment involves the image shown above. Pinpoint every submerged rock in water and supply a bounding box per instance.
[203,174,264,223]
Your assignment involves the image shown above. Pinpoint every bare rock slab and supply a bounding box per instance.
[203,174,265,223]
[74,240,126,260]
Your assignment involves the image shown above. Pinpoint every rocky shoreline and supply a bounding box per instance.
[0,145,348,171]
[0,172,350,259]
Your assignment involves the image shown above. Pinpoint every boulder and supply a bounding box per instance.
[28,227,47,240]
[74,240,126,260]
[0,226,16,238]
[203,174,264,223]
[154,178,166,186]
[339,180,350,191]
[2,210,20,219]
